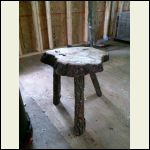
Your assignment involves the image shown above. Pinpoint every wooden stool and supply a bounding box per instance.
[41,47,109,136]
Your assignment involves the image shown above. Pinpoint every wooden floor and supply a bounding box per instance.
[19,41,130,149]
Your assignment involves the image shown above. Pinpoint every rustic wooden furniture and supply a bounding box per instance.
[41,47,109,136]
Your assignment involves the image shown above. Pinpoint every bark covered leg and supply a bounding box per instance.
[90,73,102,97]
[53,70,61,105]
[74,76,85,136]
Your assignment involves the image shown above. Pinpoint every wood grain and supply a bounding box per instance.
[41,47,109,77]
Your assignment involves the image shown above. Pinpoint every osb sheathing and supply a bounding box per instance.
[122,1,130,11]
[38,1,49,50]
[72,1,85,44]
[109,1,130,37]
[50,1,67,48]
[116,1,130,12]
[19,1,38,54]
[93,1,106,41]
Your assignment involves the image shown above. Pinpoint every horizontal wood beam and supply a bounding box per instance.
[19,51,45,59]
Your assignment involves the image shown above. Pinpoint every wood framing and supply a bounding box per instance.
[66,1,72,45]
[93,1,106,41]
[72,2,85,44]
[118,1,124,13]
[109,1,118,37]
[123,1,130,11]
[19,41,23,56]
[45,1,54,49]
[84,1,88,43]
[19,26,23,56]
[19,1,130,58]
[103,1,111,40]
[50,2,67,47]
[31,1,43,52]
[38,1,49,50]
[35,2,43,51]
[19,51,45,59]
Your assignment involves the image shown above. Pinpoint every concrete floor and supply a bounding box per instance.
[19,41,130,149]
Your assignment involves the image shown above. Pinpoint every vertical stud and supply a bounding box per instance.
[31,1,43,51]
[45,1,54,49]
[103,1,112,40]
[84,1,88,43]
[66,1,72,45]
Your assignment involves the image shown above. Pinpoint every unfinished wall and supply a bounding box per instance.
[19,1,87,57]
[19,1,129,57]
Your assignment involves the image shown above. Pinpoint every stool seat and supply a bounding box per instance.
[41,47,109,77]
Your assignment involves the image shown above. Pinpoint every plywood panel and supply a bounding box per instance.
[72,1,85,44]
[19,1,38,54]
[50,1,67,48]
[123,1,130,11]
[117,1,130,13]
[109,1,118,37]
[110,1,130,38]
[93,1,106,41]
[95,1,106,11]
[38,1,49,50]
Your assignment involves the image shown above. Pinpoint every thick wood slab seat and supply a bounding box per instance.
[41,47,109,77]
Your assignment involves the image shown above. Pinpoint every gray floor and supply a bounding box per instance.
[19,41,130,149]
